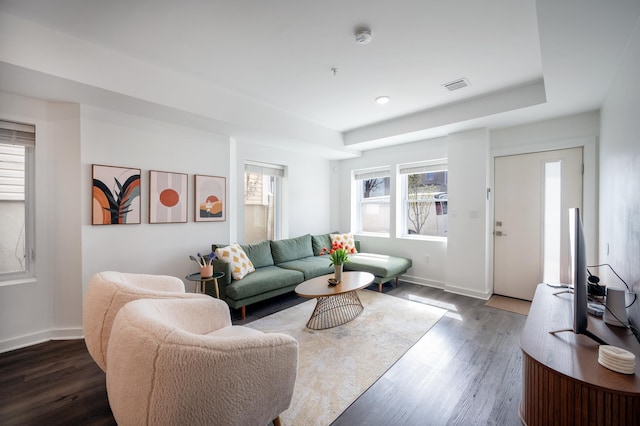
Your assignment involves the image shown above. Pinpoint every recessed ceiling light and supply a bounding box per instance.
[375,96,390,105]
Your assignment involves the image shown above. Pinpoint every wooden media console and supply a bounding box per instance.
[520,284,640,425]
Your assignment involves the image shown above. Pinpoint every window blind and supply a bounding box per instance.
[244,161,285,177]
[399,159,447,175]
[353,168,390,181]
[0,120,35,147]
[0,120,35,201]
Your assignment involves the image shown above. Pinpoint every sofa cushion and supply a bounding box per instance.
[224,266,304,301]
[241,240,274,269]
[330,232,358,253]
[270,234,314,264]
[344,253,412,278]
[311,232,339,256]
[215,243,255,280]
[277,256,334,280]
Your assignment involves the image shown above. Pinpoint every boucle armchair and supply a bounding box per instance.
[106,297,299,426]
[83,271,206,371]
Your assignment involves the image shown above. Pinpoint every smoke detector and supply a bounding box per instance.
[355,27,372,44]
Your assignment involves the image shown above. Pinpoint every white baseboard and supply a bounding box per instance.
[51,328,84,340]
[400,276,491,300]
[443,284,491,300]
[401,275,446,289]
[0,327,83,353]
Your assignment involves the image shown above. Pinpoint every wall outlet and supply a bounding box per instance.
[425,255,431,263]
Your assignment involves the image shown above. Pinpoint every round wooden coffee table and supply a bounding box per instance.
[295,271,374,330]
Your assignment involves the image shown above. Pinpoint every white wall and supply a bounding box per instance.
[50,102,82,334]
[490,112,600,266]
[235,140,332,242]
[80,105,232,289]
[599,21,640,331]
[337,113,601,299]
[337,136,449,289]
[0,93,335,351]
[0,92,55,351]
[491,112,600,151]
[446,129,491,298]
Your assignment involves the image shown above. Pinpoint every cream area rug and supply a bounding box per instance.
[485,294,531,315]
[246,289,447,425]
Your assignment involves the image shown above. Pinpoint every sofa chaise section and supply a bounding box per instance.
[345,253,412,292]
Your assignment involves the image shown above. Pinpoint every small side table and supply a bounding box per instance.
[185,271,225,298]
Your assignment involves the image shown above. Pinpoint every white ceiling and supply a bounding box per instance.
[1,0,639,157]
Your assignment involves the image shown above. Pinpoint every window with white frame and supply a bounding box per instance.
[244,161,284,244]
[399,159,448,238]
[353,168,391,234]
[0,120,35,279]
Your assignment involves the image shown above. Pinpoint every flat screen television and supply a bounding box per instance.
[550,207,607,345]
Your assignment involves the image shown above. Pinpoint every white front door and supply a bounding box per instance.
[493,148,583,300]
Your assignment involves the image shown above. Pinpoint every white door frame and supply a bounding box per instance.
[488,136,597,297]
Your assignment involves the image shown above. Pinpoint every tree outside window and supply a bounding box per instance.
[404,170,448,238]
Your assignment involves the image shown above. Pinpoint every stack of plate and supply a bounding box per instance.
[598,345,636,375]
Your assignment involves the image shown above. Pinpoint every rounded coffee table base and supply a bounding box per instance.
[306,290,364,330]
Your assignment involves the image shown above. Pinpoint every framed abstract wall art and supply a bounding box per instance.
[92,164,141,225]
[194,174,226,222]
[149,170,188,224]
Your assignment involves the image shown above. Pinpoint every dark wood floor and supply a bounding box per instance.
[0,283,526,426]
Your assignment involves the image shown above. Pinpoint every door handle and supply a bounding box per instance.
[495,231,508,237]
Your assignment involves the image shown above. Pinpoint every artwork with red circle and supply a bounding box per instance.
[150,171,187,223]
[160,189,180,207]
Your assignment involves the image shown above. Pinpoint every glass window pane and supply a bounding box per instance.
[358,176,390,234]
[543,161,561,283]
[361,199,390,233]
[244,170,280,243]
[404,170,448,237]
[362,177,390,198]
[0,142,27,274]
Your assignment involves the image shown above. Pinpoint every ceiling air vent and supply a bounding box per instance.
[442,78,470,91]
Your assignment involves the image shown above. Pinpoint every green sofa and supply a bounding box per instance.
[211,233,412,319]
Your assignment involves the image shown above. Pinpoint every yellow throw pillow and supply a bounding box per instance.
[329,232,358,253]
[215,243,255,280]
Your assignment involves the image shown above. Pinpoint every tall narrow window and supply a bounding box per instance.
[399,159,448,238]
[0,120,35,280]
[244,162,284,244]
[543,161,562,283]
[353,168,390,234]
